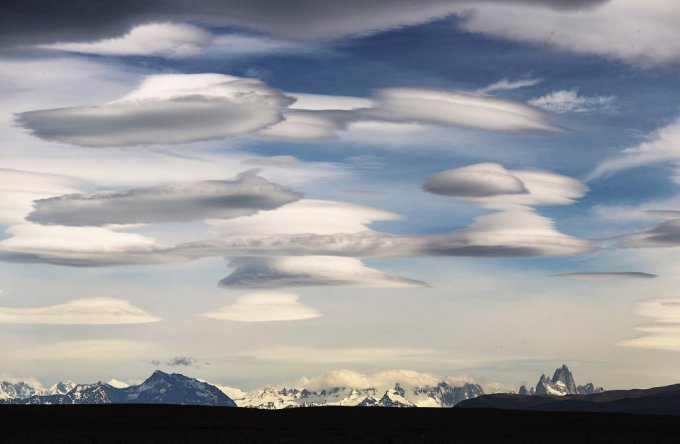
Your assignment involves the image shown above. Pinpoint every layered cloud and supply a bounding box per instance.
[36,23,311,59]
[0,1,606,47]
[16,74,294,146]
[37,23,211,57]
[0,168,89,225]
[422,163,588,208]
[366,88,563,133]
[552,272,658,280]
[0,224,176,266]
[291,369,477,391]
[589,118,680,180]
[610,220,680,249]
[423,163,528,198]
[16,72,565,147]
[528,89,616,113]
[0,297,160,325]
[618,299,680,351]
[207,199,399,237]
[219,256,427,288]
[202,292,321,322]
[27,172,301,226]
[458,0,680,66]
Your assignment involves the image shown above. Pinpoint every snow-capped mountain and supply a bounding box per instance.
[0,379,76,400]
[232,378,484,409]
[518,364,604,396]
[4,371,236,406]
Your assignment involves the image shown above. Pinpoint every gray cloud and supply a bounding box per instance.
[16,74,294,147]
[1,1,607,47]
[219,256,428,289]
[611,220,680,248]
[423,163,528,198]
[552,272,658,280]
[27,171,301,226]
[166,356,195,367]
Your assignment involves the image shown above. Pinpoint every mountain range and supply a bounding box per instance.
[1,371,235,406]
[518,364,604,396]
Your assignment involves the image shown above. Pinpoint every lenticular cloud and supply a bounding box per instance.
[16,73,294,146]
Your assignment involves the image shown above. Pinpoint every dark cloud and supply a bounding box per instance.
[166,356,195,367]
[552,272,658,280]
[1,0,609,47]
[613,220,680,248]
[27,171,302,226]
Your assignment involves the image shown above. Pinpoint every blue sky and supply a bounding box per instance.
[2,0,680,392]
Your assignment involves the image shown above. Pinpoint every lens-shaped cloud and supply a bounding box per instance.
[219,256,428,289]
[202,292,321,322]
[27,171,302,226]
[0,297,160,324]
[16,73,294,147]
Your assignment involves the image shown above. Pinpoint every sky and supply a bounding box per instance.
[2,0,680,392]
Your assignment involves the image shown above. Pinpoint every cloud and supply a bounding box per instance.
[37,22,211,57]
[16,73,294,147]
[423,163,528,198]
[260,87,564,141]
[0,1,606,47]
[610,219,680,249]
[421,208,593,257]
[423,163,588,208]
[165,356,196,367]
[27,171,302,226]
[366,87,563,133]
[552,272,658,280]
[458,0,680,66]
[0,223,178,266]
[1,340,152,362]
[0,168,89,225]
[178,209,592,259]
[528,89,616,113]
[476,77,543,93]
[291,369,477,391]
[0,297,160,325]
[618,299,680,351]
[202,292,321,322]
[206,199,399,237]
[589,118,680,180]
[37,22,315,59]
[219,256,428,289]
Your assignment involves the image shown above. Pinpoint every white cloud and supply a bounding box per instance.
[36,22,314,59]
[17,73,294,146]
[243,155,299,166]
[528,89,615,113]
[0,340,152,362]
[423,208,593,257]
[0,223,178,266]
[367,87,563,133]
[27,171,302,226]
[458,0,680,66]
[0,168,89,225]
[477,77,542,93]
[37,23,211,57]
[291,369,477,391]
[207,199,399,237]
[589,117,680,180]
[618,299,680,351]
[610,220,680,249]
[219,256,428,288]
[0,297,160,325]
[202,292,321,322]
